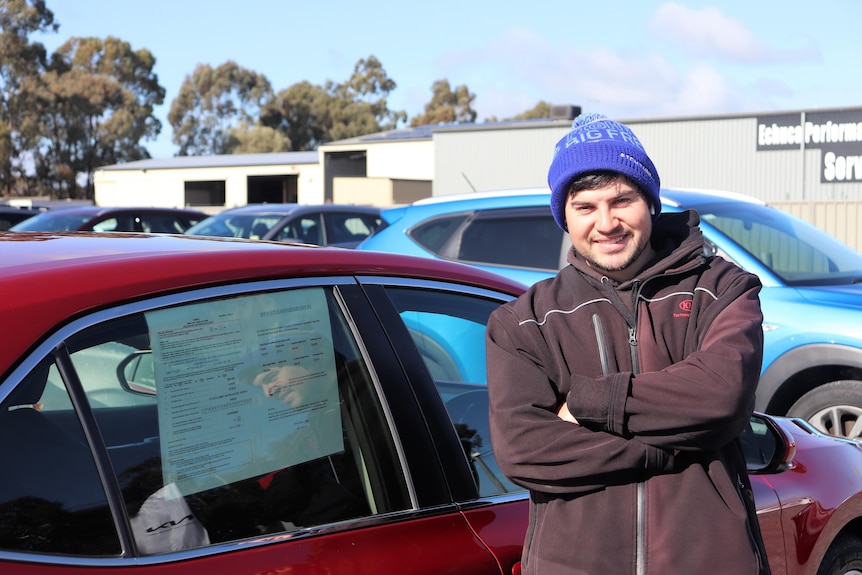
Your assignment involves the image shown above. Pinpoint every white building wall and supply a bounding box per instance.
[333,177,393,205]
[366,140,433,180]
[95,163,322,208]
[95,169,187,208]
[297,163,324,204]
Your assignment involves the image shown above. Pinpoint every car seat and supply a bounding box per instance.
[250,222,269,240]
[302,223,322,245]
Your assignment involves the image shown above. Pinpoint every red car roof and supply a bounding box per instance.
[0,232,526,377]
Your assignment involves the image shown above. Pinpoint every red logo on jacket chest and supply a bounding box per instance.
[675,299,693,318]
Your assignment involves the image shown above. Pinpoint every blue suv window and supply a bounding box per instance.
[457,214,562,270]
[410,208,564,272]
[410,214,469,253]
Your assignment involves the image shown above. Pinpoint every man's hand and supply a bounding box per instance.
[557,402,579,424]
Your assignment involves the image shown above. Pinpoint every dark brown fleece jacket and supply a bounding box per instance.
[486,210,770,574]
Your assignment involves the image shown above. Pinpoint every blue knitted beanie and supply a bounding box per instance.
[547,113,661,230]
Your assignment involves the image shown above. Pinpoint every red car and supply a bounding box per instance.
[1,232,862,574]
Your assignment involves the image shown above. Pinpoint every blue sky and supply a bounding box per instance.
[33,0,860,158]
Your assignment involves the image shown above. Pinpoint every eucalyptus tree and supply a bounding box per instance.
[32,35,164,198]
[261,55,406,151]
[169,61,273,156]
[409,79,477,127]
[0,0,57,195]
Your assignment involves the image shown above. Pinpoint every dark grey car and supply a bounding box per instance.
[184,203,383,248]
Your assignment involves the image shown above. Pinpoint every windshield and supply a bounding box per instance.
[698,202,862,286]
[185,213,283,239]
[9,211,92,231]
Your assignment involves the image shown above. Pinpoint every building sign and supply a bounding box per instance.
[756,109,862,183]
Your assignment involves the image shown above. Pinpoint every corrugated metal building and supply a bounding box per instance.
[421,106,862,249]
[429,106,862,202]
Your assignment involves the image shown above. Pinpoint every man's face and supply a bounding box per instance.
[564,179,654,281]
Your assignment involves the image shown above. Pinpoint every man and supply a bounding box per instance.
[486,113,770,574]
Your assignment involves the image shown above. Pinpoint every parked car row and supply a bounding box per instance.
[6,189,862,443]
[5,203,384,248]
[2,232,862,574]
[357,187,862,442]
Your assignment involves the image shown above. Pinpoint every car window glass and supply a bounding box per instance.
[458,215,563,271]
[234,216,279,239]
[91,217,122,232]
[32,318,154,413]
[699,202,862,284]
[409,214,469,253]
[0,209,40,230]
[185,215,234,237]
[189,214,282,239]
[0,357,120,555]
[276,220,301,242]
[325,213,380,245]
[278,215,323,244]
[13,287,410,557]
[141,214,190,234]
[383,286,523,498]
[9,211,90,231]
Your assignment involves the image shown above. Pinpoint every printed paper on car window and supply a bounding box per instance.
[145,288,343,496]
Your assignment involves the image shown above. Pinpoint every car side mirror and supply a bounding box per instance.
[117,350,157,395]
[742,413,796,473]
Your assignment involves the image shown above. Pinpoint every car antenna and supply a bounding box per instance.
[462,172,477,192]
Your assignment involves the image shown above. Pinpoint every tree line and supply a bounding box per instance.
[0,0,551,200]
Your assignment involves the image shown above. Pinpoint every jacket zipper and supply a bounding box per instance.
[631,323,645,573]
[607,265,704,574]
[593,311,645,574]
[628,326,639,374]
[636,482,646,575]
[631,281,644,575]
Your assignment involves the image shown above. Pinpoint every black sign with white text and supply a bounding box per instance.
[756,109,862,183]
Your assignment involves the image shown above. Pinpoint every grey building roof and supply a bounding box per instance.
[98,151,319,171]
[322,118,568,147]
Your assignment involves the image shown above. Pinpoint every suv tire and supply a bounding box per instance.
[788,380,862,440]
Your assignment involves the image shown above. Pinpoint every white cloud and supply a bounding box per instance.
[426,14,809,124]
[650,2,818,64]
[437,28,685,120]
[655,63,732,115]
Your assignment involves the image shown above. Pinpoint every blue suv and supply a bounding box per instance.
[359,188,862,440]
